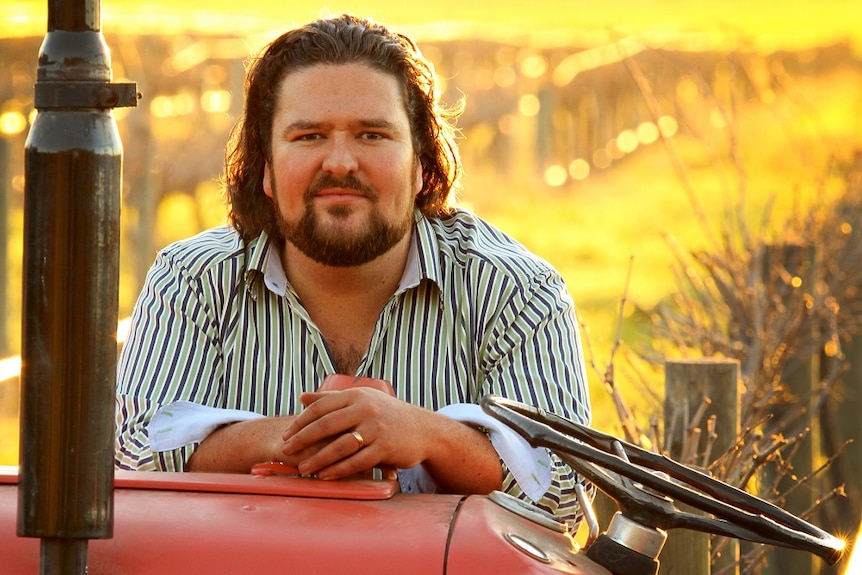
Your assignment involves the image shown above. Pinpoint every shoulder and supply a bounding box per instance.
[424,208,559,282]
[155,226,250,280]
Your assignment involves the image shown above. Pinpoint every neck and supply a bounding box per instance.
[281,231,412,306]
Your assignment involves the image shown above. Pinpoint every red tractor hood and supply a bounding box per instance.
[1,467,609,575]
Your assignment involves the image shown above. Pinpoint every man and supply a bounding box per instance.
[116,14,591,522]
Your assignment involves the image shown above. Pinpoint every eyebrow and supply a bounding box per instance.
[280,118,402,136]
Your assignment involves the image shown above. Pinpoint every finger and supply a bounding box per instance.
[348,430,365,450]
[283,408,366,457]
[293,391,344,426]
[298,391,329,407]
[283,392,351,441]
[297,430,376,478]
[284,388,391,453]
[279,438,328,467]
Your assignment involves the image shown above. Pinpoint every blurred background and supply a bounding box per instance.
[2,2,862,571]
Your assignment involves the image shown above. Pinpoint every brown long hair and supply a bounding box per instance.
[224,14,462,240]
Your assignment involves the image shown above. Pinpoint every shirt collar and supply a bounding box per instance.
[411,209,443,290]
[243,231,273,298]
[251,210,444,298]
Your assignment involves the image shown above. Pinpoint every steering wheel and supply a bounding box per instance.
[480,395,845,566]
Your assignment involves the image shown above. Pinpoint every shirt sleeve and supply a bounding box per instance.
[478,266,593,524]
[115,249,225,471]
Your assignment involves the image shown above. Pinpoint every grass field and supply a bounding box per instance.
[457,63,862,438]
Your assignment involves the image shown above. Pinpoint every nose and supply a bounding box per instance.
[321,134,359,176]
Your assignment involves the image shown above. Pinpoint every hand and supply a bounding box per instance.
[281,387,434,480]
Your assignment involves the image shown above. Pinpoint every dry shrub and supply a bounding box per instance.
[649,153,862,572]
[582,44,862,573]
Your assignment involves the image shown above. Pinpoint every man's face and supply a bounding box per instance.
[263,62,422,267]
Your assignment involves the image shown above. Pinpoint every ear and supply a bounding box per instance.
[413,160,423,197]
[262,162,274,199]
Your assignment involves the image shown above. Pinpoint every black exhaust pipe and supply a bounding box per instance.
[17,1,137,573]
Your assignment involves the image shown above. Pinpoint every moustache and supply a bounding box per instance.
[306,173,376,199]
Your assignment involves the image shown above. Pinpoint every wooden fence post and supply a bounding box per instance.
[820,334,862,569]
[656,500,711,575]
[841,335,862,545]
[663,358,742,575]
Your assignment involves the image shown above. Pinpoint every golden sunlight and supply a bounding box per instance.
[5,1,862,49]
[0,358,20,383]
[846,530,861,575]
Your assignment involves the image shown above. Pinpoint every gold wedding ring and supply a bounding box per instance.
[350,430,365,449]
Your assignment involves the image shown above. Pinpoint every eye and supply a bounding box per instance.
[361,131,388,141]
[293,132,323,142]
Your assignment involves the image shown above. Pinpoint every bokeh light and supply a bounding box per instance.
[544,164,567,187]
[150,92,196,118]
[636,122,660,145]
[520,55,547,78]
[616,129,639,154]
[657,115,679,137]
[569,158,590,180]
[0,111,26,136]
[592,148,612,170]
[518,94,541,117]
[201,89,231,114]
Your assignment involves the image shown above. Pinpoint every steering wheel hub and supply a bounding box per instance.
[606,512,667,559]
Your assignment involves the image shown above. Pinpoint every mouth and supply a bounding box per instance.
[314,188,368,204]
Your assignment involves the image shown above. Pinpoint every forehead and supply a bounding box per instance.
[274,62,409,123]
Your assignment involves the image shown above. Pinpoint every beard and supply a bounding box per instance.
[274,173,414,267]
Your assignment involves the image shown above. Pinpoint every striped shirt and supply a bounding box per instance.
[115,208,591,521]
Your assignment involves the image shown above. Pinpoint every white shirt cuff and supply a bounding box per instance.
[398,403,552,502]
[149,401,264,452]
